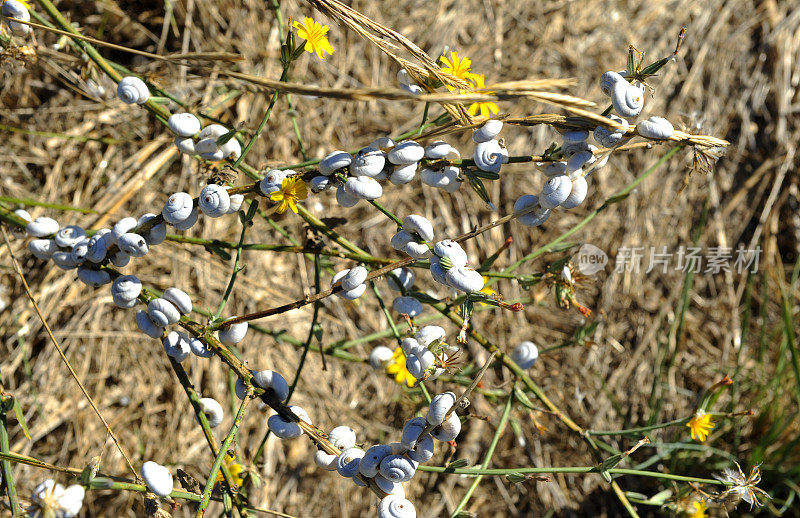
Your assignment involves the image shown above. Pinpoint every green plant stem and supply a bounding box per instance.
[234,66,290,167]
[213,201,256,320]
[0,412,22,516]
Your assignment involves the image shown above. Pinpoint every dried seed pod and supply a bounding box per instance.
[140,461,173,497]
[378,494,416,518]
[328,426,357,450]
[167,113,201,137]
[197,397,224,428]
[199,184,231,217]
[393,296,423,317]
[379,455,417,483]
[472,120,503,143]
[26,217,59,238]
[513,195,551,227]
[336,447,365,477]
[218,321,248,345]
[163,287,192,314]
[117,76,149,105]
[511,340,538,369]
[319,150,352,175]
[426,392,456,426]
[162,192,194,225]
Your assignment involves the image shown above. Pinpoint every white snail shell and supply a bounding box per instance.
[400,240,430,260]
[473,139,504,173]
[514,194,551,227]
[369,346,394,369]
[52,251,80,270]
[328,426,357,450]
[566,151,595,179]
[444,266,484,293]
[28,239,57,260]
[168,113,201,137]
[218,321,248,345]
[539,175,573,209]
[427,392,456,426]
[431,412,461,442]
[2,0,31,37]
[85,232,110,263]
[198,397,224,428]
[388,140,424,165]
[407,434,435,463]
[374,475,406,497]
[26,217,59,237]
[109,218,137,245]
[118,233,149,257]
[219,138,241,160]
[112,275,141,308]
[393,296,423,317]
[593,114,629,147]
[421,166,459,189]
[402,215,434,242]
[135,310,162,338]
[611,81,645,118]
[350,147,386,177]
[13,209,31,222]
[561,139,589,158]
[162,331,191,362]
[109,250,131,268]
[314,450,338,471]
[195,124,228,160]
[68,241,87,263]
[600,71,625,97]
[163,287,191,314]
[148,298,180,326]
[227,193,244,213]
[319,150,352,175]
[379,455,416,483]
[259,169,288,196]
[415,325,446,347]
[387,267,415,292]
[400,337,424,357]
[336,447,365,477]
[405,350,434,379]
[359,444,392,477]
[252,370,289,402]
[561,176,589,209]
[173,136,197,155]
[189,336,213,358]
[400,417,427,450]
[390,163,417,185]
[117,76,149,105]
[267,406,311,439]
[511,340,538,369]
[342,266,368,291]
[77,267,111,288]
[310,175,332,192]
[536,161,567,177]
[563,129,589,143]
[344,176,383,200]
[171,206,198,231]
[31,480,84,517]
[332,269,367,299]
[636,116,674,139]
[378,494,416,518]
[137,214,167,246]
[390,230,413,252]
[199,184,231,217]
[54,225,86,247]
[472,120,503,143]
[432,240,468,268]
[424,140,460,160]
[371,136,395,150]
[336,185,361,208]
[162,192,194,225]
[429,261,446,285]
[140,461,173,497]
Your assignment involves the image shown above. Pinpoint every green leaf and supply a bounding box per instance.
[205,244,232,261]
[464,170,491,204]
[408,291,441,304]
[640,57,672,77]
[216,129,237,146]
[447,458,471,469]
[461,299,474,321]
[626,47,637,76]
[513,387,536,410]
[606,192,632,205]
[452,512,473,518]
[505,472,528,483]
[11,399,30,441]
[470,169,500,180]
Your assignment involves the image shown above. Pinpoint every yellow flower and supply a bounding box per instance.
[439,51,477,90]
[385,347,416,387]
[292,17,335,60]
[270,176,308,214]
[215,454,245,487]
[690,501,708,518]
[687,411,715,442]
[4,0,31,8]
[468,74,499,119]
[478,276,495,305]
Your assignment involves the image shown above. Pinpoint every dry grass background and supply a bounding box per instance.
[1,0,799,516]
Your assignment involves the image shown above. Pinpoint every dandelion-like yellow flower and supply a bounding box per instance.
[292,17,335,60]
[690,501,708,518]
[270,176,308,214]
[468,74,500,119]
[478,276,495,305]
[439,51,477,90]
[687,411,715,442]
[215,454,245,486]
[385,347,416,387]
[4,0,31,8]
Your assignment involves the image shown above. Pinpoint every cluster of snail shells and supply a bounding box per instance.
[1,0,31,37]
[161,187,244,233]
[331,265,369,300]
[167,113,242,161]
[430,239,484,293]
[401,325,453,381]
[471,120,509,174]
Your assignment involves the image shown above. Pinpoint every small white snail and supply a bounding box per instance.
[117,233,149,257]
[1,0,31,37]
[536,161,567,177]
[189,336,213,358]
[112,275,142,308]
[636,116,675,139]
[13,208,31,222]
[563,129,589,143]
[350,147,386,177]
[195,124,229,161]
[611,81,645,118]
[314,449,339,471]
[514,194,551,227]
[600,71,625,97]
[374,474,406,497]
[415,325,446,347]
[407,432,435,463]
[405,349,435,379]
[539,175,573,209]
[117,76,150,105]
[561,176,588,209]
[28,239,57,260]
[444,266,484,293]
[369,346,394,369]
[258,169,288,196]
[420,166,460,190]
[199,184,231,217]
[473,139,505,173]
[400,417,427,450]
[378,494,416,518]
[344,176,383,200]
[137,214,167,246]
[387,267,415,292]
[359,444,392,477]
[427,392,456,426]
[402,215,434,242]
[140,461,173,497]
[228,193,244,213]
[51,252,80,270]
[30,479,85,517]
[167,113,201,137]
[26,217,59,237]
[76,267,111,288]
[163,287,192,314]
[252,370,289,401]
[335,184,361,208]
[148,298,180,327]
[86,232,110,263]
[472,120,503,143]
[400,337,424,357]
[109,250,131,268]
[387,140,424,165]
[390,231,430,260]
[566,151,594,179]
[68,241,87,262]
[336,447,365,477]
[371,136,395,150]
[197,397,224,428]
[561,138,590,158]
[511,340,539,369]
[310,175,332,192]
[593,114,629,147]
[319,150,353,175]
[174,137,197,155]
[393,296,423,317]
[432,240,468,268]
[424,140,459,160]
[431,412,461,442]
[162,192,194,225]
[54,225,86,247]
[172,206,198,231]
[332,269,367,300]
[218,321,248,345]
[109,218,137,244]
[267,406,311,439]
[379,455,416,483]
[328,426,357,450]
[342,266,368,291]
[390,163,417,185]
[162,331,191,362]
